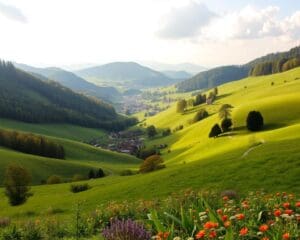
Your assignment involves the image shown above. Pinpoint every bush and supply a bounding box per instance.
[46,175,62,184]
[95,168,105,178]
[162,128,171,137]
[70,183,91,193]
[209,124,222,138]
[147,125,157,138]
[4,164,32,206]
[246,111,264,131]
[139,155,165,173]
[176,99,187,113]
[221,118,233,132]
[88,169,95,179]
[137,147,158,159]
[192,109,208,123]
[173,125,184,132]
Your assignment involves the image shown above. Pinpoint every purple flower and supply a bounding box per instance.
[102,218,151,240]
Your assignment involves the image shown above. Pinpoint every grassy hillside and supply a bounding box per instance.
[0,67,299,222]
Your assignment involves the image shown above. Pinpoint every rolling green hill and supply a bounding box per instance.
[0,66,299,222]
[76,62,174,88]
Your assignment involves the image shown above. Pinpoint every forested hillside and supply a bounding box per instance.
[0,61,136,130]
[15,63,121,102]
[177,46,300,92]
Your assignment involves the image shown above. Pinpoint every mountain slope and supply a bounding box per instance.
[162,70,192,80]
[177,45,300,92]
[76,62,174,87]
[14,63,120,102]
[0,61,135,130]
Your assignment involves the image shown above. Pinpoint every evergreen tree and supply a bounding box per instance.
[246,111,264,131]
[209,124,222,138]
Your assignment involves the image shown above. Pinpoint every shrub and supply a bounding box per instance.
[192,109,208,123]
[102,219,151,240]
[176,99,187,113]
[162,128,171,137]
[4,164,32,206]
[140,155,165,173]
[209,124,222,138]
[137,147,157,159]
[221,118,233,132]
[88,169,95,179]
[173,125,184,132]
[46,175,62,184]
[72,174,86,182]
[95,168,105,178]
[147,125,157,138]
[70,183,91,193]
[246,111,264,131]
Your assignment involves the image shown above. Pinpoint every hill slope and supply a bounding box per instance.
[0,67,299,221]
[76,62,174,88]
[177,45,300,92]
[14,63,121,102]
[0,61,135,130]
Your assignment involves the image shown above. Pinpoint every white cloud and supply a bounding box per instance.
[0,1,27,23]
[157,1,217,39]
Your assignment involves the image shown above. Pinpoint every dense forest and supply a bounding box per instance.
[0,61,137,131]
[0,129,64,159]
[177,46,300,92]
[176,66,249,92]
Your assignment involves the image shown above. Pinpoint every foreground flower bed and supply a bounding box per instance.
[0,190,299,239]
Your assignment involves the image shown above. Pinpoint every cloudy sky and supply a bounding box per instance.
[1,0,300,68]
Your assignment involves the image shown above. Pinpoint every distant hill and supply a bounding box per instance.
[76,62,174,88]
[14,63,121,102]
[177,45,300,92]
[141,61,207,74]
[162,70,192,80]
[0,61,135,130]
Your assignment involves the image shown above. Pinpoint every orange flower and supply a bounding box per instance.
[282,233,290,240]
[259,224,269,232]
[216,209,223,215]
[223,196,229,201]
[224,221,231,228]
[295,201,300,207]
[284,209,293,215]
[163,232,169,239]
[274,209,281,217]
[221,215,228,222]
[209,230,217,238]
[283,202,290,209]
[204,221,218,229]
[236,213,245,220]
[239,227,248,236]
[195,230,206,239]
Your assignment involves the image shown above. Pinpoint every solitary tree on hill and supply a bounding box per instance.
[176,99,187,113]
[4,164,32,206]
[147,125,157,138]
[246,111,264,131]
[209,124,222,138]
[219,104,233,120]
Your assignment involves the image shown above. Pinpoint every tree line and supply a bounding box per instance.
[0,129,65,159]
[0,61,137,131]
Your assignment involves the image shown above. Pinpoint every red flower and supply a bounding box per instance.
[204,221,218,229]
[283,202,290,209]
[195,230,206,239]
[209,230,217,238]
[217,209,223,215]
[295,201,300,207]
[223,196,229,201]
[259,224,269,232]
[262,238,269,240]
[239,227,248,236]
[284,209,293,215]
[282,233,290,240]
[236,213,245,220]
[221,215,228,222]
[274,209,281,217]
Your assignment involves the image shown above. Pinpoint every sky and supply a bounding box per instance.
[0,0,300,68]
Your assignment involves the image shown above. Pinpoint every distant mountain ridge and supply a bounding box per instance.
[14,63,120,102]
[162,70,192,80]
[76,62,175,88]
[0,61,135,130]
[177,45,300,92]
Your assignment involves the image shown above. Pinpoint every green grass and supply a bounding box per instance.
[0,67,300,221]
